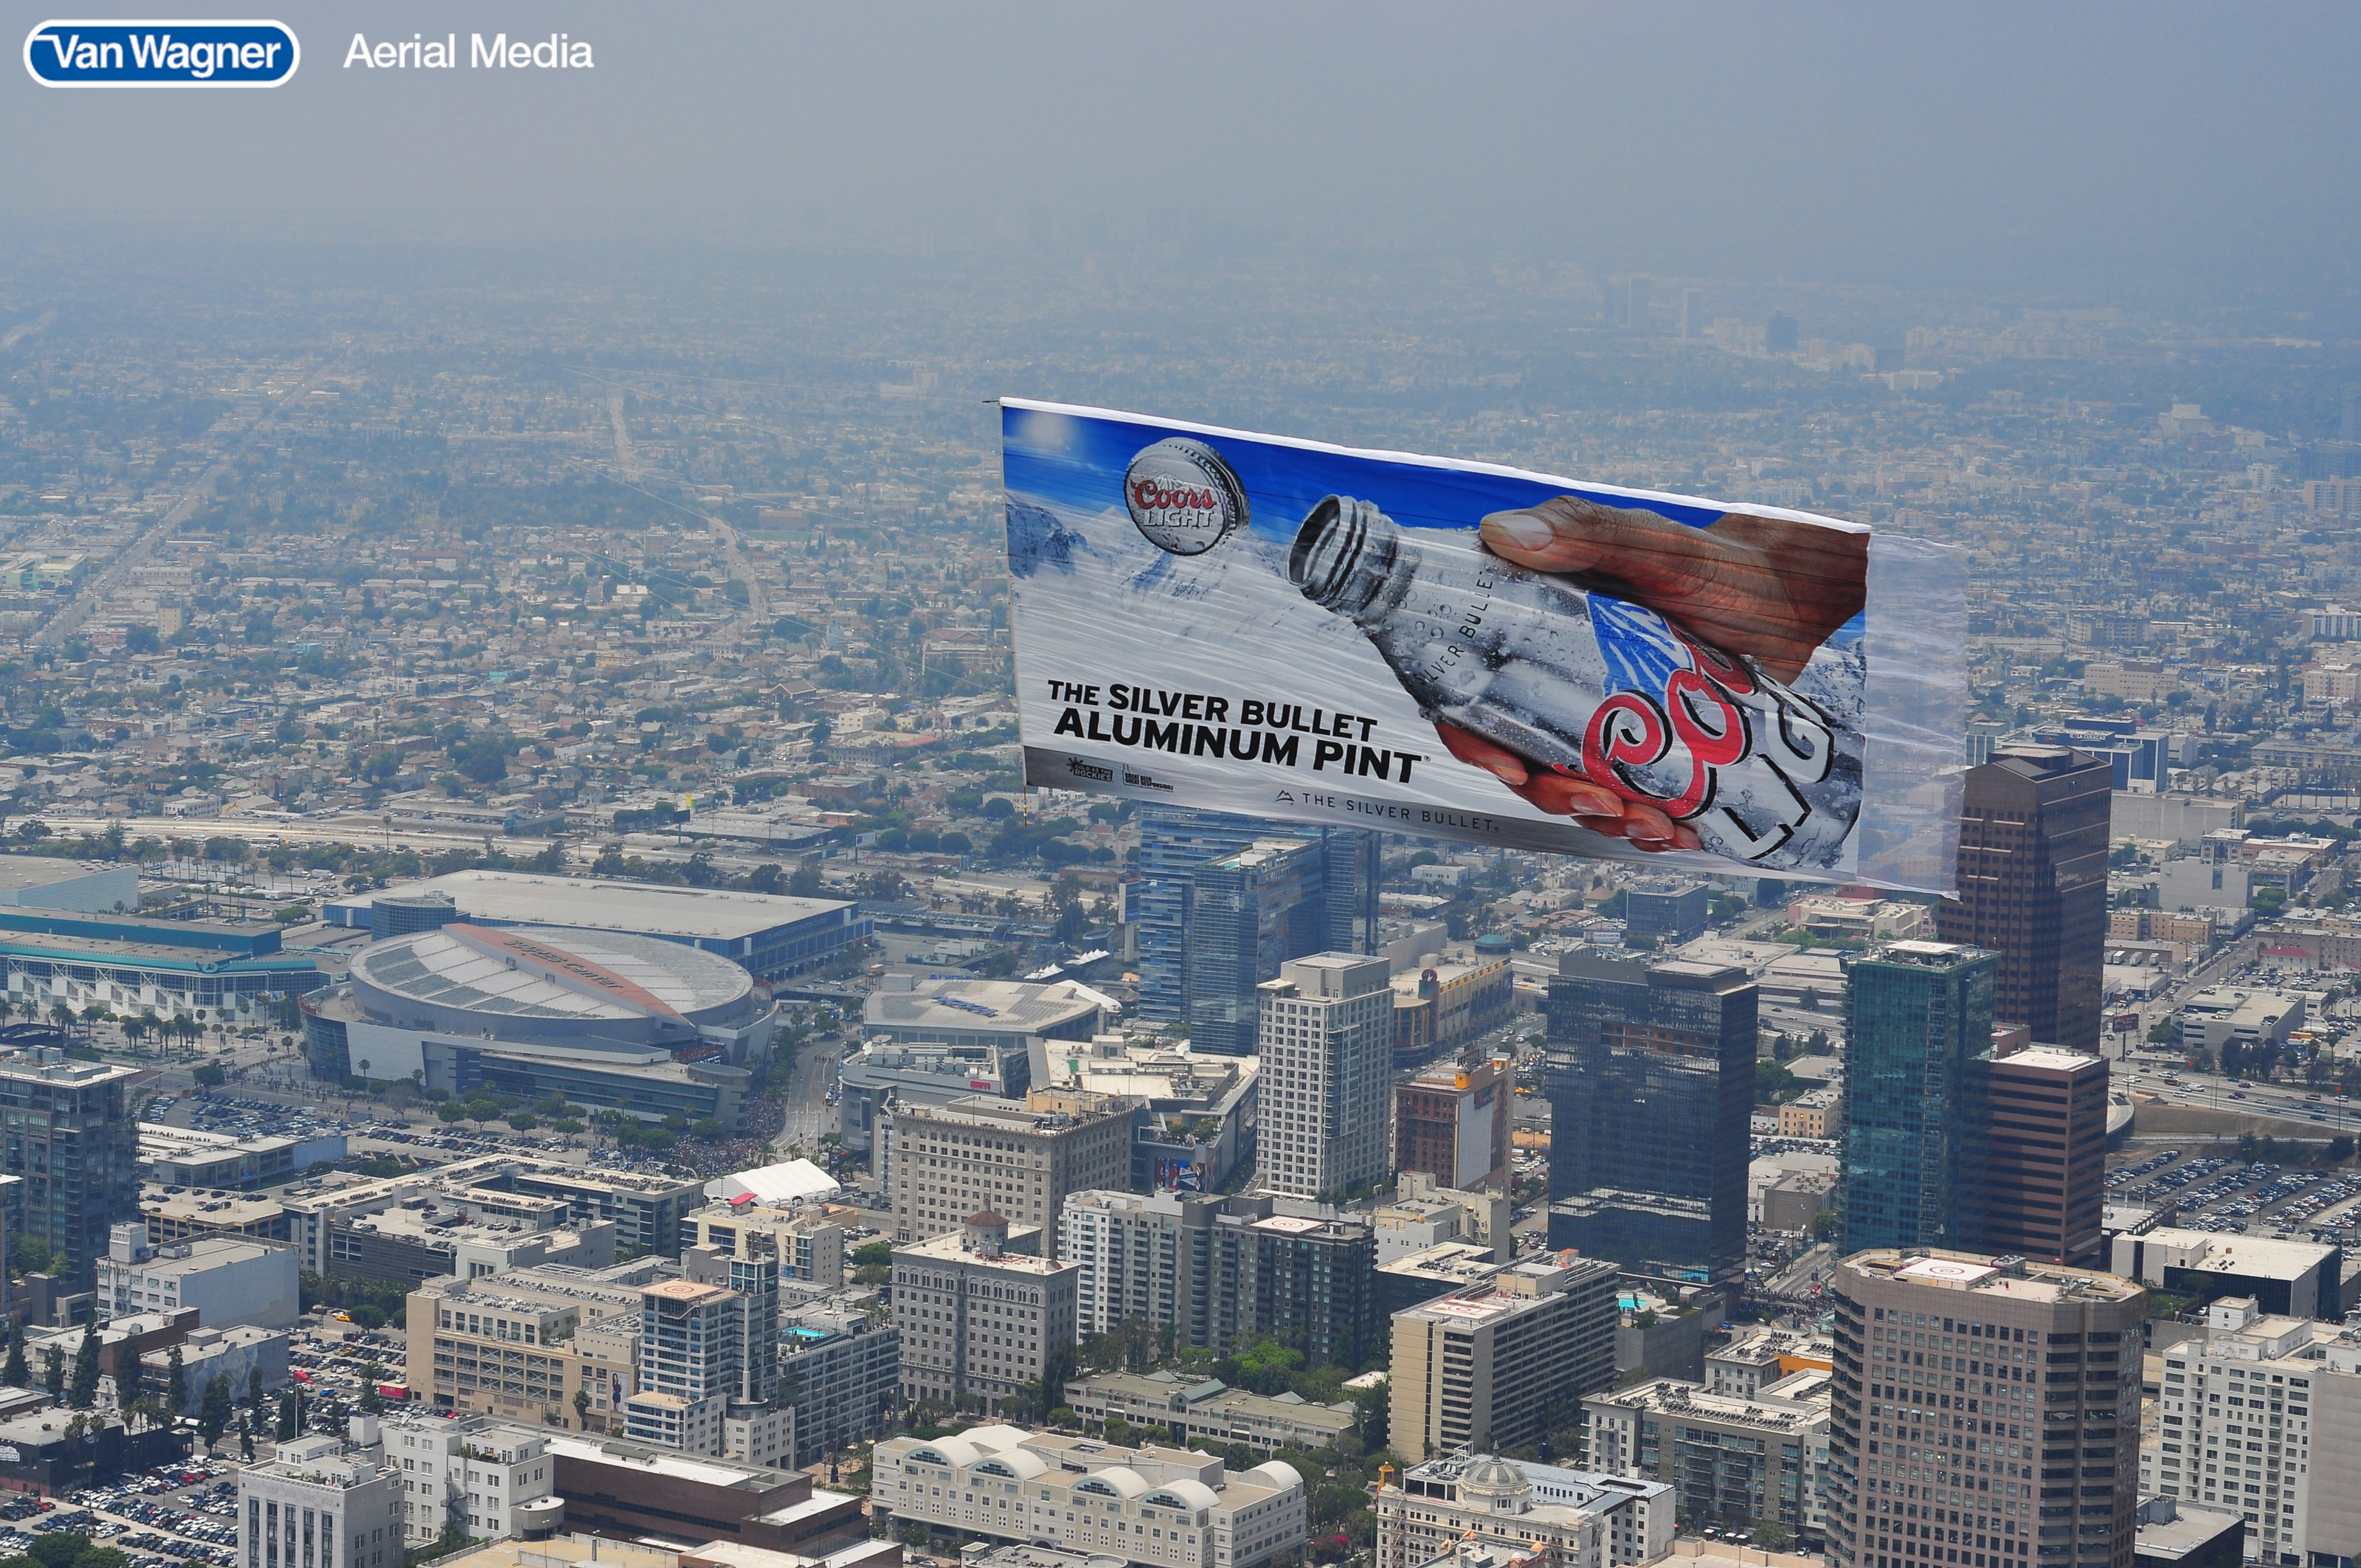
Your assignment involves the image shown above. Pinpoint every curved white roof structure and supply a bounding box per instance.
[350,922,759,1046]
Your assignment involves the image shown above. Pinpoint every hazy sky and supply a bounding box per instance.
[5,3,2359,307]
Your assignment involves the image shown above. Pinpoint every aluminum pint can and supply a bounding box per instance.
[1287,494,1864,869]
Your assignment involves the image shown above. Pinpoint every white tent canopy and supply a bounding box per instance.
[704,1157,842,1206]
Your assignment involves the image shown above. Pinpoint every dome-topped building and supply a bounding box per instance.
[1456,1456,1534,1513]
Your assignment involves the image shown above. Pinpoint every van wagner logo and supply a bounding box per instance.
[24,18,299,86]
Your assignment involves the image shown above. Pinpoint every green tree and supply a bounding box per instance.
[27,1533,89,1568]
[573,1387,590,1428]
[198,1375,232,1445]
[276,1388,300,1440]
[238,1409,255,1461]
[1,1319,23,1388]
[41,1346,63,1402]
[247,1365,265,1412]
[166,1346,187,1415]
[114,1328,143,1406]
[67,1330,100,1409]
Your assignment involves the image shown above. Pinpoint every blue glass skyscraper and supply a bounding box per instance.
[1838,940,1997,1254]
[1134,807,1379,1036]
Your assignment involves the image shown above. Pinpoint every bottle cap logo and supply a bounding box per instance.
[1124,438,1247,556]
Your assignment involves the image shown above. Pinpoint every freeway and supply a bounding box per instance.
[21,809,563,860]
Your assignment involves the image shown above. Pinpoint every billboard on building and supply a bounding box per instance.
[1003,400,1966,892]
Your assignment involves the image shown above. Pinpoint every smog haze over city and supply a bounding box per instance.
[5,4,2361,1536]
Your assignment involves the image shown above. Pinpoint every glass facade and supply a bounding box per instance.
[1839,944,1997,1254]
[1544,953,1757,1282]
[1186,839,1330,1056]
[1135,807,1377,1029]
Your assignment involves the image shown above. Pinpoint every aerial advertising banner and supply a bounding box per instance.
[1002,400,1966,894]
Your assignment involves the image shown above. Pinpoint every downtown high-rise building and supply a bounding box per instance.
[1544,951,1757,1283]
[0,1056,141,1282]
[1133,806,1377,1037]
[1937,748,2110,1052]
[1188,837,1332,1055]
[1256,955,1394,1200]
[1825,1248,2146,1568]
[1980,1046,2109,1267]
[1840,942,1998,1256]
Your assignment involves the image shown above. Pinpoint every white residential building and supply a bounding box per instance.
[872,1422,1307,1568]
[98,1221,300,1329]
[2138,1298,2361,1567]
[1256,955,1392,1200]
[239,1423,404,1568]
[622,1278,742,1456]
[379,1414,555,1544]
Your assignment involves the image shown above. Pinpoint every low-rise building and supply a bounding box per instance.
[1373,1453,1674,1568]
[1583,1372,1832,1545]
[147,1324,289,1415]
[2132,1496,2244,1568]
[96,1222,299,1329]
[872,1422,1307,1568]
[1061,1369,1360,1454]
[0,1406,187,1496]
[2177,988,2305,1059]
[406,1258,666,1428]
[238,1423,405,1568]
[545,1432,868,1556]
[1777,1088,1842,1141]
[835,1037,1031,1160]
[2110,1230,2347,1322]
[1704,1327,1833,1399]
[1034,1035,1259,1194]
[140,1125,349,1190]
[1389,959,1515,1063]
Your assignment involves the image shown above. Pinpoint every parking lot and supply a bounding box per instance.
[31,1461,243,1568]
[2106,1147,2361,1245]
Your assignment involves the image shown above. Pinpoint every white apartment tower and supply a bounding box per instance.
[2138,1296,2361,1567]
[621,1277,742,1456]
[1256,955,1392,1200]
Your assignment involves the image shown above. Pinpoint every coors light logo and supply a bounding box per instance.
[1124,437,1248,556]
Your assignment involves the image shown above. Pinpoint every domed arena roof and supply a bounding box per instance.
[350,922,758,1047]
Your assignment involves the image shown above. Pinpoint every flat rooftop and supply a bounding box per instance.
[0,858,122,892]
[544,1431,800,1492]
[328,869,854,941]
[1842,1249,2146,1303]
[106,1237,288,1277]
[2132,1227,2336,1279]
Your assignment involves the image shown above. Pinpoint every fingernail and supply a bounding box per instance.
[1482,511,1554,553]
